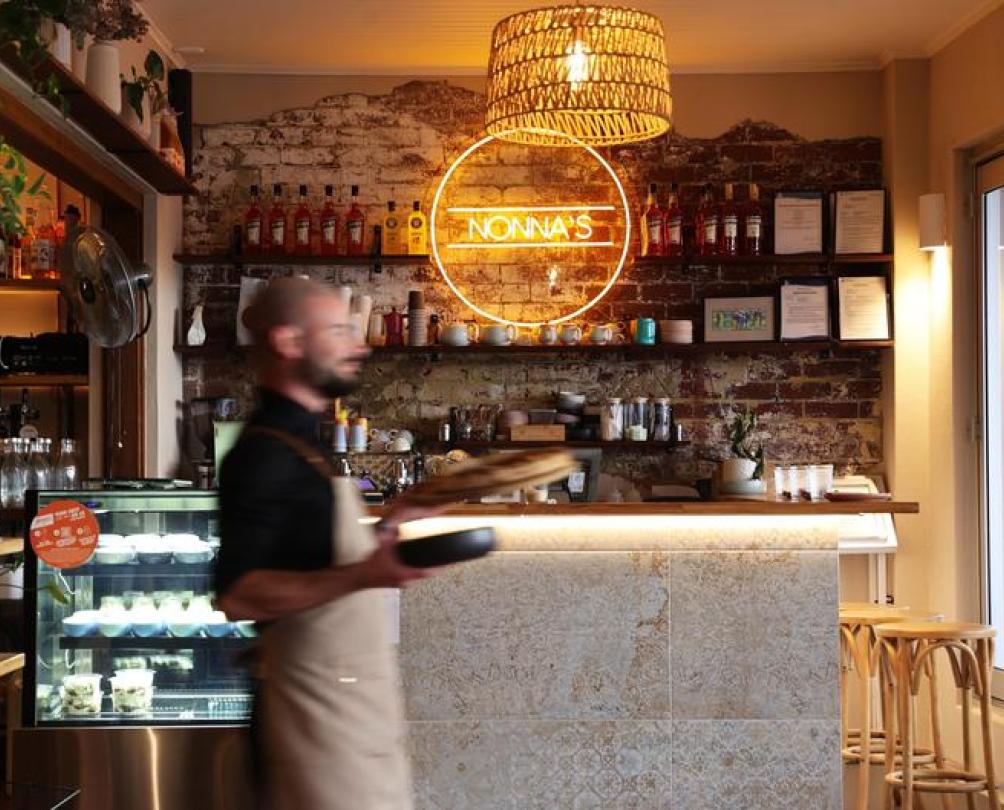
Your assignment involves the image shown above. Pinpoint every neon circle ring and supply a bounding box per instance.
[429,127,632,328]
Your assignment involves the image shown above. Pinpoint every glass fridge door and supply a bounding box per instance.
[25,488,253,726]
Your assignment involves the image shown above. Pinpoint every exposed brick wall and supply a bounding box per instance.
[182,80,885,485]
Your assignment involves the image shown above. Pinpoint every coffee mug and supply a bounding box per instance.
[482,323,516,345]
[538,324,559,345]
[631,318,657,345]
[589,324,614,344]
[442,323,469,346]
[559,324,583,345]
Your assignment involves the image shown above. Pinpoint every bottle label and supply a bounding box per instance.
[31,239,54,270]
[724,215,738,240]
[746,215,762,239]
[647,219,663,244]
[246,220,261,246]
[296,219,310,245]
[668,217,682,245]
[348,220,363,245]
[322,218,337,245]
[703,218,718,244]
[271,219,285,245]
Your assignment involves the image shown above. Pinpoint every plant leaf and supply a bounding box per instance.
[43,580,69,605]
[26,173,46,196]
[145,50,165,81]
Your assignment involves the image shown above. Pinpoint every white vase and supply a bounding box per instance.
[71,36,89,81]
[187,304,207,346]
[47,22,72,68]
[120,88,151,139]
[85,40,121,112]
[148,111,162,149]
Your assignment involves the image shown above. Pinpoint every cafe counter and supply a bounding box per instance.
[395,499,915,808]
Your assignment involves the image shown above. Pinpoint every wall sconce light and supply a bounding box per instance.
[919,192,947,251]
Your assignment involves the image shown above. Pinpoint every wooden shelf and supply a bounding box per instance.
[0,373,88,388]
[448,440,690,451]
[635,253,893,267]
[0,49,196,196]
[0,538,23,556]
[176,340,892,359]
[174,252,428,267]
[0,279,63,291]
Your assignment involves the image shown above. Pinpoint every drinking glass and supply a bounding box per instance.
[806,465,824,501]
[773,465,788,500]
[787,465,802,501]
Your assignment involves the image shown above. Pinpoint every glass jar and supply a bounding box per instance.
[1,438,28,508]
[652,398,672,441]
[0,439,13,507]
[601,397,624,441]
[26,438,52,492]
[629,397,650,431]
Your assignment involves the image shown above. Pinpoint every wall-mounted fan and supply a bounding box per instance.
[64,227,153,348]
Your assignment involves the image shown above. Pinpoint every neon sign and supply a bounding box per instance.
[430,127,631,328]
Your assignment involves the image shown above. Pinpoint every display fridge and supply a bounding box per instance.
[15,484,255,810]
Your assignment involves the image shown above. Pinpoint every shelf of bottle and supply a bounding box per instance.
[634,252,893,267]
[173,252,428,267]
[175,339,892,359]
[0,374,88,388]
[445,440,691,452]
[0,279,63,291]
[59,635,254,651]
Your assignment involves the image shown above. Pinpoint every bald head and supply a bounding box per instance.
[244,276,368,402]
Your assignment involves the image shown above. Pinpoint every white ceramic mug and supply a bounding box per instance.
[482,324,516,345]
[559,324,583,345]
[442,323,469,346]
[589,324,614,344]
[538,324,559,345]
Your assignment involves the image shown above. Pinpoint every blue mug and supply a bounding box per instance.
[632,318,657,345]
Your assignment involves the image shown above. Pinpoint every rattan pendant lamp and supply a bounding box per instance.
[485,4,672,147]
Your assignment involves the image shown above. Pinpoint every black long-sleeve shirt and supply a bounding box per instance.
[215,389,334,597]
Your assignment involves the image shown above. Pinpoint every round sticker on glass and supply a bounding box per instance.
[29,500,100,569]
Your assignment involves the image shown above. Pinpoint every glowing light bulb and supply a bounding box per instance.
[566,39,590,90]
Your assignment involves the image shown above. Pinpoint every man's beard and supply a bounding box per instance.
[299,356,360,399]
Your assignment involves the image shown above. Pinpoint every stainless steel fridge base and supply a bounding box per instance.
[13,725,255,810]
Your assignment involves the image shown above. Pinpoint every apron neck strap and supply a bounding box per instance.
[243,426,334,481]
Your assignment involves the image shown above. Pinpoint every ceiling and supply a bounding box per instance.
[143,0,1003,75]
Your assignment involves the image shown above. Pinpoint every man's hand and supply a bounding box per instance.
[356,499,446,589]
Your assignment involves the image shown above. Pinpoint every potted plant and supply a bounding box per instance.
[79,0,148,112]
[120,49,165,139]
[0,138,49,274]
[0,0,71,108]
[720,409,765,494]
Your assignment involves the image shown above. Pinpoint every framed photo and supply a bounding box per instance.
[704,295,776,343]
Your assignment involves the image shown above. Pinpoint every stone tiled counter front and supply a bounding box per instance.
[395,503,915,809]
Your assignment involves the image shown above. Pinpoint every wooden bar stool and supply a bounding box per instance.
[839,604,942,810]
[876,621,1001,810]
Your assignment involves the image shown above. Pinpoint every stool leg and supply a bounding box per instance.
[897,640,915,810]
[842,629,853,755]
[922,651,951,810]
[882,642,898,810]
[857,628,873,810]
[978,639,1001,810]
[961,668,976,810]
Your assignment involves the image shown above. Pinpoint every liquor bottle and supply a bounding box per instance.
[721,183,739,257]
[695,184,720,257]
[38,203,57,279]
[21,207,37,278]
[640,183,665,257]
[407,200,428,255]
[745,183,765,256]
[345,185,366,256]
[319,184,339,256]
[9,232,22,280]
[267,183,287,254]
[664,183,684,257]
[244,185,263,252]
[293,184,312,255]
[382,201,404,256]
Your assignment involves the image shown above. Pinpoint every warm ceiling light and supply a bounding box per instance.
[485,5,672,147]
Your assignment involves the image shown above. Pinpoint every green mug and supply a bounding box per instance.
[632,317,657,345]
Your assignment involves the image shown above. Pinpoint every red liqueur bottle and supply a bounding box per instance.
[293,184,312,256]
[641,182,665,256]
[745,183,765,256]
[721,182,739,256]
[664,183,684,257]
[320,184,339,255]
[695,184,720,257]
[267,183,287,254]
[345,185,366,256]
[244,185,263,253]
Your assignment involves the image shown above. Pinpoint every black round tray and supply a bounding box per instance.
[395,527,496,568]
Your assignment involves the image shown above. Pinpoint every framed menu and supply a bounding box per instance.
[780,278,830,341]
[774,191,824,254]
[837,276,890,340]
[833,189,886,254]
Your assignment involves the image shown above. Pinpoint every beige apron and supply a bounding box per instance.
[250,428,412,810]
